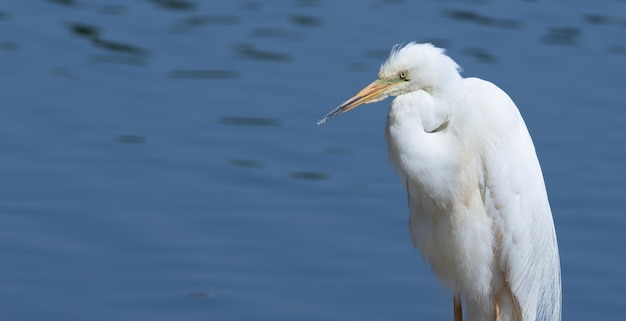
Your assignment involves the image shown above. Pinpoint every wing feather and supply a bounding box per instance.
[464,78,561,321]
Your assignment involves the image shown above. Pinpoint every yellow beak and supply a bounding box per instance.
[317,79,400,124]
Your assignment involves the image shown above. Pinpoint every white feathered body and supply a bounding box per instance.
[385,78,561,321]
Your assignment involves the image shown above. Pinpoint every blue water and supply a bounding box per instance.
[1,0,625,320]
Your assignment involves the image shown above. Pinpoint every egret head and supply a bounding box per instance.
[318,42,462,124]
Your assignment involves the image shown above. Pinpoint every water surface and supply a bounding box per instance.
[1,0,625,320]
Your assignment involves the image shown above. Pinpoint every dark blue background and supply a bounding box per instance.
[1,0,625,320]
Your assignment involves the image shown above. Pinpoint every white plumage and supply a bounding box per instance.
[319,42,561,321]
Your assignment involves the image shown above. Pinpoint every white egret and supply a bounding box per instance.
[318,43,561,321]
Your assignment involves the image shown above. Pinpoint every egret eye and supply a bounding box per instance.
[399,71,408,80]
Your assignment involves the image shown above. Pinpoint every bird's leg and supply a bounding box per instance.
[454,295,462,321]
[493,294,500,321]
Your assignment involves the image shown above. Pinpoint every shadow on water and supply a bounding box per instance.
[250,28,304,41]
[582,14,626,28]
[540,27,581,46]
[186,291,217,300]
[69,23,100,39]
[116,135,147,144]
[229,158,264,169]
[608,45,626,55]
[288,14,322,27]
[442,9,523,29]
[173,15,239,32]
[1,41,20,52]
[149,0,196,11]
[325,147,350,156]
[289,171,328,181]
[47,0,76,6]
[234,44,291,62]
[0,10,11,20]
[67,22,151,65]
[92,38,150,57]
[579,13,626,53]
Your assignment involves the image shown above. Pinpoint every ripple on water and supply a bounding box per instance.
[68,23,100,39]
[115,134,146,144]
[442,9,523,29]
[288,14,322,27]
[540,27,581,46]
[608,45,626,55]
[173,14,239,32]
[325,147,350,156]
[47,0,76,6]
[149,0,196,11]
[228,159,264,169]
[92,38,151,56]
[289,171,328,181]
[0,41,20,52]
[0,11,11,20]
[233,44,291,62]
[250,28,304,41]
[582,13,626,27]
[583,14,614,25]
[67,22,151,62]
